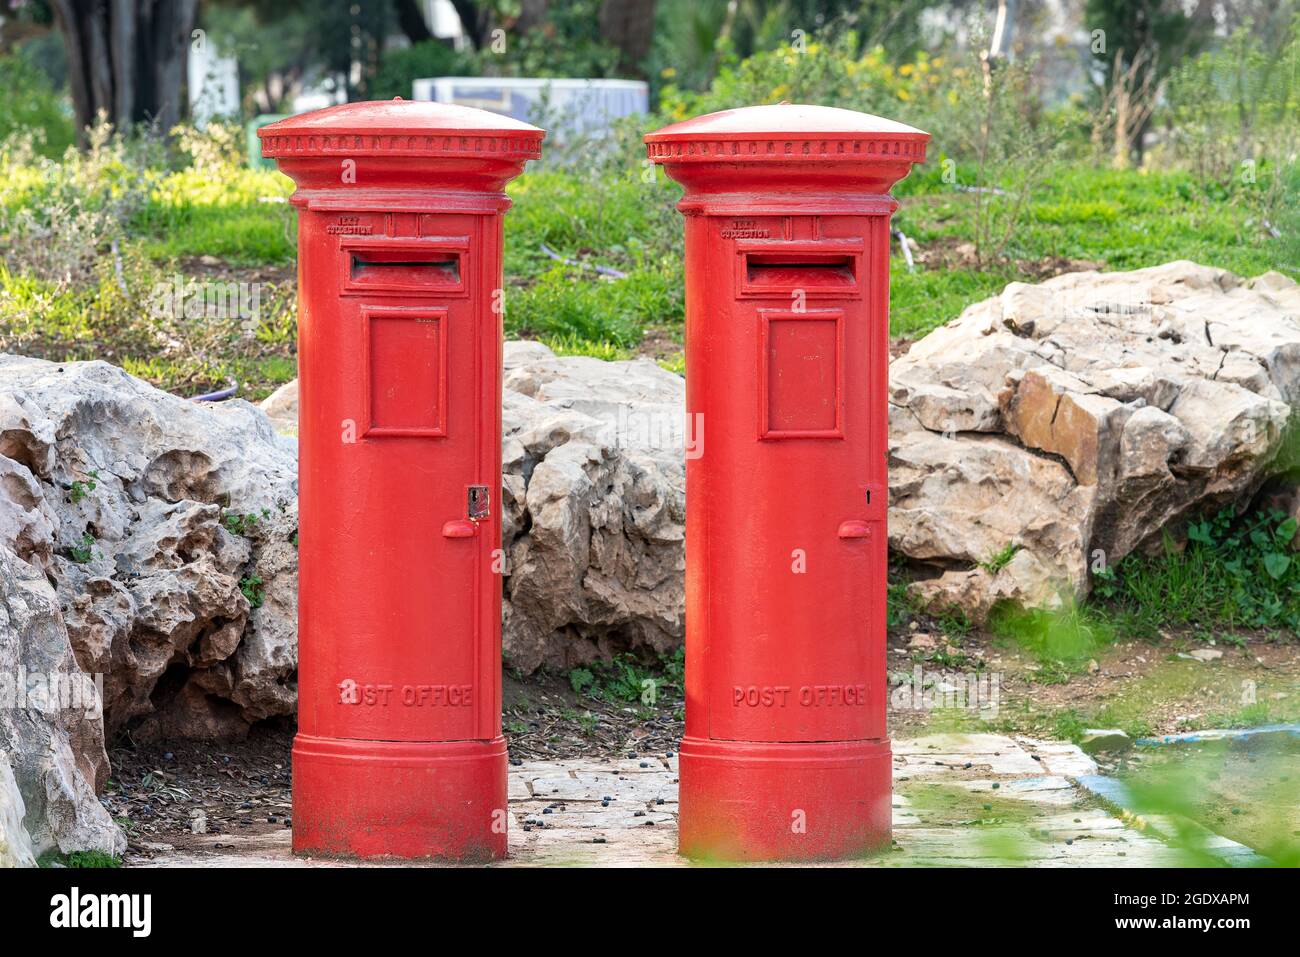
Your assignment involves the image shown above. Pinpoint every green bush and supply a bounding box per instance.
[370,40,479,101]
[0,54,74,157]
[1095,508,1300,636]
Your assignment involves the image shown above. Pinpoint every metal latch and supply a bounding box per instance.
[468,485,491,521]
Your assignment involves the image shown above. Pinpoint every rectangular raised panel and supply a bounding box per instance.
[365,307,448,437]
[760,309,843,439]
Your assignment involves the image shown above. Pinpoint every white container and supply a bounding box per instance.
[411,76,648,146]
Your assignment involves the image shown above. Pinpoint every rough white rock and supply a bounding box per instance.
[0,751,37,867]
[0,356,299,741]
[500,344,685,672]
[0,542,124,857]
[890,262,1300,618]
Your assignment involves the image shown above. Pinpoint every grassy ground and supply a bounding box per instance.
[4,145,1290,399]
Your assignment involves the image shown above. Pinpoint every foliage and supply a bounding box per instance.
[980,543,1022,575]
[370,40,480,101]
[1085,0,1212,91]
[568,649,685,705]
[0,120,297,399]
[37,849,121,868]
[240,574,266,609]
[648,0,935,96]
[990,599,1114,673]
[0,53,74,158]
[474,0,621,78]
[1094,508,1300,636]
[1154,13,1300,244]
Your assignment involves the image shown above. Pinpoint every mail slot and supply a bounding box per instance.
[646,104,928,862]
[261,100,544,861]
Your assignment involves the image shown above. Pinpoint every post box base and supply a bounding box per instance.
[291,733,508,862]
[677,736,892,862]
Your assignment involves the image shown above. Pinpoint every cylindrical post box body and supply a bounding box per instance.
[646,105,927,861]
[261,102,543,860]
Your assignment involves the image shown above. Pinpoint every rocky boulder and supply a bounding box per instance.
[0,356,299,745]
[499,343,686,672]
[1,541,124,860]
[890,261,1300,618]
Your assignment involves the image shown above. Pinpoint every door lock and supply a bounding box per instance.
[468,485,491,521]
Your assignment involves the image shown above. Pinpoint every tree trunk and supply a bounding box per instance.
[50,0,199,146]
[394,0,433,45]
[598,0,657,77]
[448,0,489,49]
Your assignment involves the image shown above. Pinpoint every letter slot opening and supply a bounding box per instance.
[745,251,856,291]
[349,250,461,288]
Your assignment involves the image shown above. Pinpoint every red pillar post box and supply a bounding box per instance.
[646,105,928,861]
[260,101,543,860]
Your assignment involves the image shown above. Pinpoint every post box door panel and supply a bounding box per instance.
[306,227,490,743]
[704,219,887,743]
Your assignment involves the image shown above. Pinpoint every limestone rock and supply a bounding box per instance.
[0,355,298,742]
[500,342,686,673]
[259,379,298,435]
[0,751,37,867]
[0,543,124,858]
[891,262,1299,619]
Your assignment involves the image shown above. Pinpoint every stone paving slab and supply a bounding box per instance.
[126,734,1193,868]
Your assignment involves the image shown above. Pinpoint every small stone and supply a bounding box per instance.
[1080,729,1133,755]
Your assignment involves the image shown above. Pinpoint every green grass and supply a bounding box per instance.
[134,167,296,265]
[887,161,1294,338]
[1093,507,1300,638]
[989,599,1115,678]
[37,849,122,868]
[1,111,1293,405]
[567,648,685,706]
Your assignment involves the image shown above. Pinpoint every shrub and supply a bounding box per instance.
[370,40,479,101]
[0,53,75,157]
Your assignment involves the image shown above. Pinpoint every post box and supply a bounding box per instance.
[260,101,543,860]
[646,104,928,861]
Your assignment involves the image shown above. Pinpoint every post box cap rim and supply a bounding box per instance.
[257,99,545,142]
[644,103,928,144]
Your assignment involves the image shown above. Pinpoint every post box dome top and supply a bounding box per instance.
[646,103,927,164]
[259,99,544,162]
